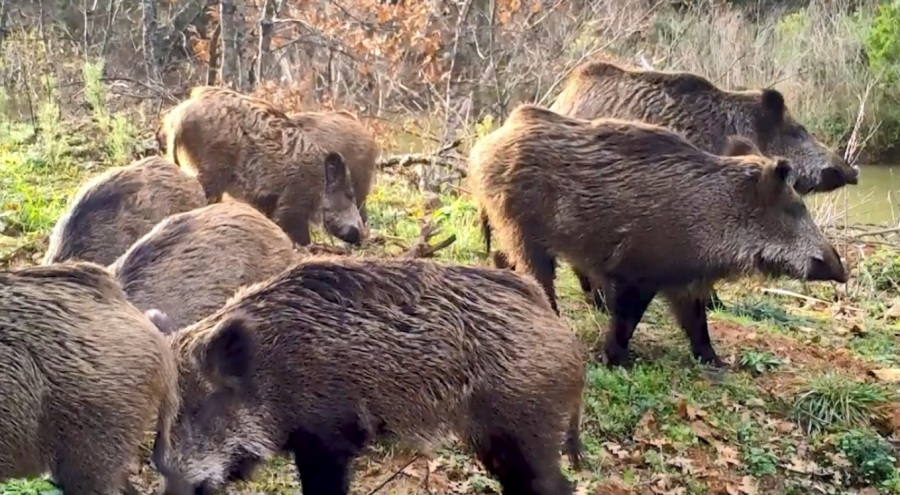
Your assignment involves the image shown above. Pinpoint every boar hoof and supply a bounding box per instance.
[601,344,630,368]
[695,351,727,369]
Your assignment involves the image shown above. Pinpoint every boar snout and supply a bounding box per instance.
[336,225,362,245]
[806,245,848,283]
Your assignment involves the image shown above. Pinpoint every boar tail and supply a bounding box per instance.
[479,207,492,257]
[564,398,583,471]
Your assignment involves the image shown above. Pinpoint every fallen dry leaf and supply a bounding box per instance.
[869,368,900,383]
[785,456,819,474]
[884,299,900,319]
[713,443,743,468]
[676,398,706,421]
[634,410,658,442]
[738,476,759,495]
[593,480,632,495]
[691,420,716,444]
[602,441,631,460]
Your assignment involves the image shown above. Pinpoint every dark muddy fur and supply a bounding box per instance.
[0,261,178,495]
[574,135,765,314]
[549,59,859,194]
[547,60,858,313]
[286,110,381,225]
[161,86,365,246]
[109,201,297,330]
[43,156,208,267]
[482,136,763,313]
[155,256,586,495]
[468,104,848,368]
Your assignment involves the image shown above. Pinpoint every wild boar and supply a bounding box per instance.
[161,85,365,246]
[0,261,178,495]
[544,60,859,312]
[550,59,859,194]
[43,156,208,267]
[286,110,380,224]
[153,256,586,495]
[109,201,298,330]
[469,104,848,367]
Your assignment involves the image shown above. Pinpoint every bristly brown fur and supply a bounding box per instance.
[0,261,179,495]
[468,103,847,368]
[42,156,208,267]
[161,85,364,246]
[526,60,857,333]
[549,60,858,195]
[109,201,298,331]
[156,255,585,495]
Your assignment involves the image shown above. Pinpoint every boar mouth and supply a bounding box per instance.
[806,255,848,284]
[812,166,859,193]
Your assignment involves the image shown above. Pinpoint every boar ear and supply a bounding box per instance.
[759,88,786,127]
[722,135,760,157]
[145,308,176,335]
[773,158,792,183]
[323,152,349,187]
[757,158,794,198]
[203,315,255,390]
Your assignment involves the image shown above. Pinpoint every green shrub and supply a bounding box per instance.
[834,429,898,486]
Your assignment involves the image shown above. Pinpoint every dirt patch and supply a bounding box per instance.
[710,320,877,379]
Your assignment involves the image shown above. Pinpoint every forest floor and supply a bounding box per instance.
[0,122,898,495]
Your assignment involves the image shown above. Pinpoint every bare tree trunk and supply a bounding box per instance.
[142,0,160,82]
[100,0,121,59]
[0,0,9,55]
[220,0,249,91]
[253,0,276,89]
[207,23,221,85]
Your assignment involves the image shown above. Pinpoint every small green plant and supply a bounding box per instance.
[82,59,106,116]
[107,113,135,165]
[0,476,62,495]
[865,0,900,84]
[833,429,898,486]
[729,297,811,327]
[473,114,495,141]
[790,372,892,434]
[860,248,900,294]
[738,350,783,375]
[744,446,779,477]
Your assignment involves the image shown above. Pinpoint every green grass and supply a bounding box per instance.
[790,371,894,435]
[1,120,899,495]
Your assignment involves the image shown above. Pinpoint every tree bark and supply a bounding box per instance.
[220,0,249,91]
[252,0,276,88]
[206,22,221,85]
[0,0,9,55]
[142,0,160,82]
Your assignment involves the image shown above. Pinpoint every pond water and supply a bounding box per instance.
[806,164,900,227]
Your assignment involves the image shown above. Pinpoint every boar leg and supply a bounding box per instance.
[601,280,657,367]
[573,268,609,312]
[468,397,574,495]
[516,243,558,314]
[290,420,366,495]
[663,286,726,368]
